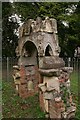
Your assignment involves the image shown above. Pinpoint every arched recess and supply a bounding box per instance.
[21,41,39,91]
[21,41,38,66]
[45,44,53,56]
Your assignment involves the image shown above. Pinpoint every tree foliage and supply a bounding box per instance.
[2,2,80,57]
[2,2,19,57]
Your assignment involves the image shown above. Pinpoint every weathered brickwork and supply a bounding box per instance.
[39,91,45,112]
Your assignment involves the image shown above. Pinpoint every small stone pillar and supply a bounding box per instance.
[13,65,20,93]
[38,66,76,118]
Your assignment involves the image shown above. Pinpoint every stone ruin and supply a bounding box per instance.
[13,17,76,118]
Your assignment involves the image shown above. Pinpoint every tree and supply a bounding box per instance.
[2,2,19,57]
[2,2,80,57]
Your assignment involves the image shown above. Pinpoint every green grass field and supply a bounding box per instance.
[70,72,78,96]
[70,71,80,119]
[0,80,2,119]
[2,81,45,118]
[2,71,80,119]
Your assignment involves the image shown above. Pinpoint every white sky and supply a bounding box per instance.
[62,21,69,27]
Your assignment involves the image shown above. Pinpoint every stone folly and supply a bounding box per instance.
[13,17,76,119]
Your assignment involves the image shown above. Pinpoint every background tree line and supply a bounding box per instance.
[2,2,80,57]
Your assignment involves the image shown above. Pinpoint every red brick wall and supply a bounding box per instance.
[20,65,26,84]
[18,65,39,98]
[39,91,45,112]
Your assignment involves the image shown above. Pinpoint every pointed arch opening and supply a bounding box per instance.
[45,44,53,56]
[23,41,38,57]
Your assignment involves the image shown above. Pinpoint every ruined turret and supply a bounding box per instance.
[13,17,76,119]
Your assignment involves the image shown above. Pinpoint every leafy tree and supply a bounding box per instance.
[2,2,19,57]
[2,2,80,57]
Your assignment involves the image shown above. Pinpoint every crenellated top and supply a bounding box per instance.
[19,17,57,38]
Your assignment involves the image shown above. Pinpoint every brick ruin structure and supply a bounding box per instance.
[13,17,76,118]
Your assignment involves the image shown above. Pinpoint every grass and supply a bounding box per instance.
[0,80,2,119]
[2,81,45,118]
[2,71,80,119]
[70,71,78,96]
[70,71,80,119]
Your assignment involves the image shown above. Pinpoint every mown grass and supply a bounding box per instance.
[2,81,45,118]
[70,71,80,120]
[70,71,78,96]
[0,80,2,119]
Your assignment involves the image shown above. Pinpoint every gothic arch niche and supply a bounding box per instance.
[22,41,39,91]
[45,44,53,56]
[22,41,38,65]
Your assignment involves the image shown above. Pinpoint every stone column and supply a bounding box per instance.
[38,65,76,118]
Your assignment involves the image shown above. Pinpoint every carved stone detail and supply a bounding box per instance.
[18,17,58,38]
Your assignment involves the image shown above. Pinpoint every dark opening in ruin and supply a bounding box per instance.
[23,41,38,57]
[45,45,53,56]
[22,41,39,66]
